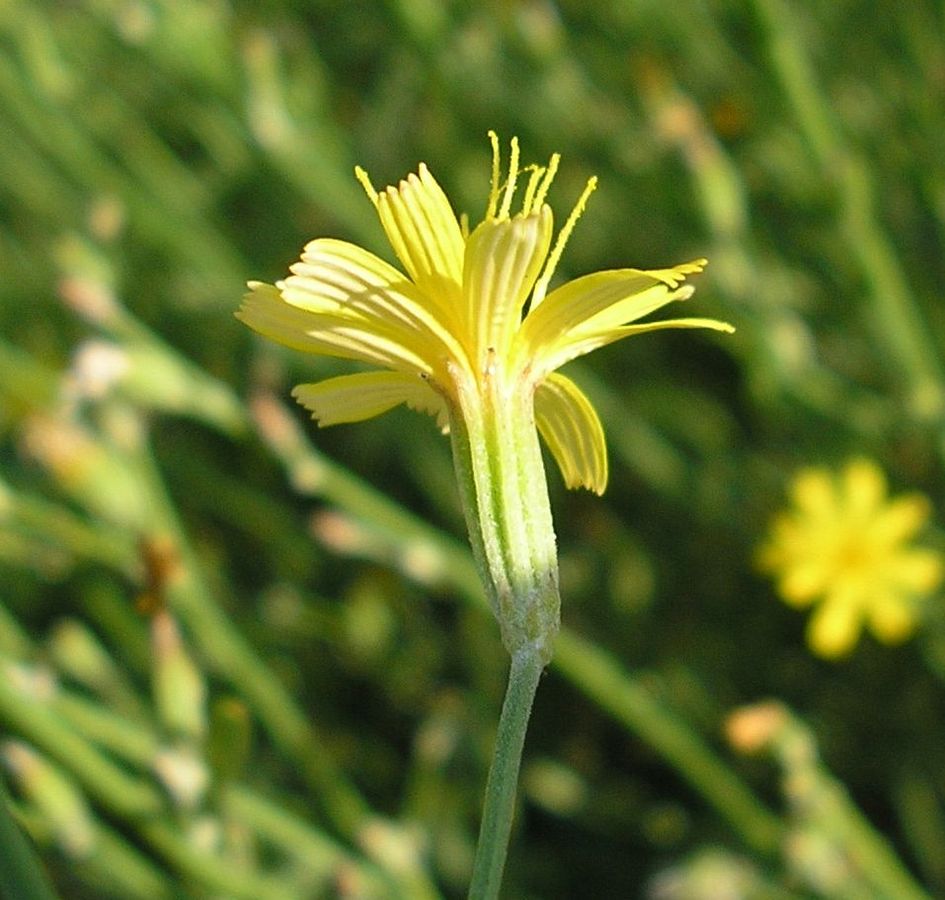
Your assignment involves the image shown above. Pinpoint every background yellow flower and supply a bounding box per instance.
[758,458,943,658]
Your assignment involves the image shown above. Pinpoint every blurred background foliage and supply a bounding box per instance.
[2,0,945,897]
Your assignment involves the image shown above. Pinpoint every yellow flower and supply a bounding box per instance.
[758,458,943,659]
[237,132,732,496]
[239,133,732,662]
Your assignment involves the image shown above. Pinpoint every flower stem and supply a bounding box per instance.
[444,367,560,897]
[0,780,60,900]
[468,647,544,900]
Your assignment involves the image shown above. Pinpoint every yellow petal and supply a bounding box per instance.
[283,238,404,312]
[237,281,363,359]
[373,165,466,306]
[884,548,944,593]
[842,458,886,519]
[283,238,467,373]
[806,590,862,658]
[535,373,608,494]
[520,263,706,364]
[464,210,553,365]
[778,560,831,606]
[292,371,445,427]
[866,494,931,546]
[866,592,916,644]
[790,468,836,518]
[238,281,320,351]
[529,316,734,375]
[239,280,434,374]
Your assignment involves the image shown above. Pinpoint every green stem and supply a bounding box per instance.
[134,445,443,898]
[0,780,60,900]
[468,647,543,900]
[134,446,370,833]
[770,708,931,900]
[753,0,945,423]
[0,667,164,819]
[444,370,560,898]
[554,630,785,856]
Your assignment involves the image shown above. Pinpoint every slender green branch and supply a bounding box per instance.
[554,631,784,856]
[752,0,945,423]
[138,821,299,900]
[49,688,400,898]
[468,648,543,900]
[745,703,931,900]
[132,444,442,898]
[135,446,369,832]
[220,786,395,898]
[0,780,60,900]
[0,668,164,820]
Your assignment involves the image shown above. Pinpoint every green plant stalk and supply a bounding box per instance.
[638,73,855,420]
[135,450,368,831]
[771,707,931,900]
[17,807,175,900]
[50,693,158,767]
[555,630,784,856]
[446,372,561,899]
[752,0,945,424]
[0,599,33,661]
[0,50,244,295]
[893,772,945,890]
[220,785,394,898]
[49,688,395,897]
[5,484,138,576]
[73,825,173,900]
[0,670,310,898]
[0,339,59,414]
[131,445,442,899]
[138,821,301,900]
[0,666,163,819]
[0,779,60,900]
[467,649,543,900]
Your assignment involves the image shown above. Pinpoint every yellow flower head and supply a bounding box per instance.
[237,132,733,495]
[758,458,943,659]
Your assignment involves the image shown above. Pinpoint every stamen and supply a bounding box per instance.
[486,130,501,220]
[520,164,544,216]
[530,175,598,310]
[498,137,520,220]
[354,166,379,205]
[532,153,560,209]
